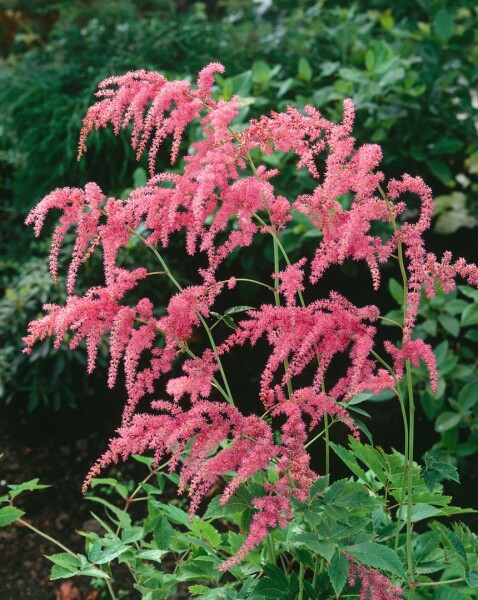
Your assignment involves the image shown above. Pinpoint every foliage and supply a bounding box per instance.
[3,446,478,598]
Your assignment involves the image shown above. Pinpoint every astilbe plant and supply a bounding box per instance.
[23,64,478,596]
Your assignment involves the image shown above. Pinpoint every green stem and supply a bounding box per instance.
[312,558,322,588]
[369,349,409,550]
[405,359,416,584]
[304,420,338,449]
[298,562,305,600]
[378,184,415,586]
[271,229,293,399]
[198,312,235,405]
[121,221,235,406]
[415,577,465,587]
[18,517,76,556]
[324,414,330,476]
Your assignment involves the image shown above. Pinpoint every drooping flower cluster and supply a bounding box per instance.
[23,63,478,575]
[348,560,403,600]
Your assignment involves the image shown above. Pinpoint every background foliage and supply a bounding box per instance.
[1,0,477,455]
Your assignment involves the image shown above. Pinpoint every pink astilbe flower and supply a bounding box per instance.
[218,292,387,410]
[79,63,225,173]
[348,560,403,600]
[387,175,434,340]
[166,349,219,404]
[219,487,292,571]
[384,339,438,395]
[23,268,147,374]
[273,258,307,306]
[25,183,104,290]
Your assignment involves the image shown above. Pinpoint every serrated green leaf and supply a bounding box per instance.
[50,564,79,580]
[253,564,289,599]
[121,526,144,544]
[154,515,173,550]
[0,505,25,526]
[329,442,369,482]
[309,475,329,499]
[204,495,247,520]
[7,478,50,499]
[89,477,129,499]
[95,542,129,564]
[137,549,168,562]
[422,453,459,491]
[86,496,131,529]
[466,570,478,587]
[328,551,348,596]
[46,552,81,569]
[344,542,406,578]
[79,565,110,579]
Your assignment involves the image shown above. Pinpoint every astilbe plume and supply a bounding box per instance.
[348,560,403,600]
[24,63,478,575]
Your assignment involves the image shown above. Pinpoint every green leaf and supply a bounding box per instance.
[435,411,461,433]
[224,305,254,316]
[204,495,248,520]
[95,542,130,564]
[298,57,313,82]
[86,496,131,529]
[461,303,478,327]
[430,139,463,155]
[388,278,404,305]
[422,453,459,491]
[79,565,110,579]
[329,442,369,482]
[459,286,478,301]
[444,299,468,316]
[0,505,25,526]
[465,570,478,587]
[7,478,50,499]
[50,564,78,580]
[347,392,373,406]
[434,10,455,40]
[458,380,478,409]
[309,475,329,497]
[253,564,289,599]
[438,315,460,337]
[154,515,173,550]
[90,477,129,499]
[328,551,348,596]
[343,542,406,578]
[404,504,443,523]
[252,61,271,84]
[133,167,147,188]
[137,549,168,562]
[47,552,81,569]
